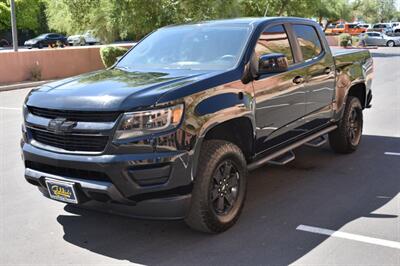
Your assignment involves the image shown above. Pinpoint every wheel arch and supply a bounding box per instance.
[203,117,255,162]
[191,116,255,180]
[347,82,367,108]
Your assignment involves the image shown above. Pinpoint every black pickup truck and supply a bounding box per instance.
[21,17,373,233]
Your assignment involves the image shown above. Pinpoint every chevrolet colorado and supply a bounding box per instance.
[21,17,373,233]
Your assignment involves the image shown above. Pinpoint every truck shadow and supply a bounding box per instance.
[57,134,399,265]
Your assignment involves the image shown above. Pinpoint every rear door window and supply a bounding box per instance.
[292,24,323,62]
[254,24,294,65]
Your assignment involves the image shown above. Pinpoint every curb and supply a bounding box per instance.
[330,46,379,49]
[0,80,52,92]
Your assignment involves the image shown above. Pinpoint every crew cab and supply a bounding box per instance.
[21,18,373,233]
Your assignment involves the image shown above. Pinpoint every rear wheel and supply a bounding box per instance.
[387,40,395,47]
[185,140,247,233]
[329,96,363,153]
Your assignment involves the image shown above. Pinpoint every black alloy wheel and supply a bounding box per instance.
[329,96,363,153]
[185,140,247,233]
[348,107,362,146]
[210,160,240,215]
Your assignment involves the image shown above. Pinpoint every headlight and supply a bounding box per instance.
[114,104,184,140]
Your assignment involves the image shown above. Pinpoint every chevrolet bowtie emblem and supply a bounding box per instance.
[47,118,77,134]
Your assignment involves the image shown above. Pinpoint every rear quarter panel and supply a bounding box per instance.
[332,48,373,120]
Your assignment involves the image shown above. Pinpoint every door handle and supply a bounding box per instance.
[324,67,332,75]
[292,76,305,85]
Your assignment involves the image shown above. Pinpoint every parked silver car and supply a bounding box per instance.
[360,32,400,47]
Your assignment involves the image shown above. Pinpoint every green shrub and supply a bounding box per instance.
[339,33,352,47]
[352,36,360,46]
[100,46,128,68]
[29,63,41,81]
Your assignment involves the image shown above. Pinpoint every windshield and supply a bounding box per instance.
[117,25,252,71]
[36,34,48,39]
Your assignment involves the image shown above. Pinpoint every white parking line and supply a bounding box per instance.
[297,224,400,250]
[384,152,400,156]
[0,107,20,110]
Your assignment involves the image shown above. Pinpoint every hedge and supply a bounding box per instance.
[338,33,352,47]
[100,46,129,68]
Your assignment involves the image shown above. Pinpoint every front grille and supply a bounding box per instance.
[25,161,110,182]
[30,128,108,152]
[28,106,120,122]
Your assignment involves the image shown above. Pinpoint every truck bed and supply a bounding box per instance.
[331,47,371,62]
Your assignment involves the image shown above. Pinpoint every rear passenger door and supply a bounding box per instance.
[367,32,382,45]
[291,24,335,128]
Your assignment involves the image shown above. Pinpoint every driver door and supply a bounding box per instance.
[252,24,308,154]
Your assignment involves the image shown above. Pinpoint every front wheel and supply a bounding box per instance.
[185,140,247,233]
[329,96,363,153]
[387,40,395,47]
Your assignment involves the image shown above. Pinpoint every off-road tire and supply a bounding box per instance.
[185,140,247,233]
[329,96,363,153]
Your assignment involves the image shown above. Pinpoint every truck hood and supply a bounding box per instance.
[26,68,217,111]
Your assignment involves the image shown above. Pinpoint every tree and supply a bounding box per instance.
[0,0,45,33]
[0,1,10,31]
[240,0,315,17]
[377,0,397,22]
[353,0,398,23]
[44,0,242,43]
[42,0,400,43]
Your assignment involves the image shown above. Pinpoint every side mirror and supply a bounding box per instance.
[258,53,289,75]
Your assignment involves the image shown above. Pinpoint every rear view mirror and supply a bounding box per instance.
[258,53,289,75]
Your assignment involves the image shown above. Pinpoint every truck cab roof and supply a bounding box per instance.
[162,17,319,28]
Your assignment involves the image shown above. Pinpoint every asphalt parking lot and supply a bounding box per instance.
[0,47,399,265]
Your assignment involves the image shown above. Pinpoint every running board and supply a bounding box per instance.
[268,151,295,166]
[247,125,337,171]
[305,136,327,148]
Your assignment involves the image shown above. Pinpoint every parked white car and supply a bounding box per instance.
[390,22,400,29]
[393,25,400,35]
[358,23,371,29]
[371,23,394,35]
[67,31,100,46]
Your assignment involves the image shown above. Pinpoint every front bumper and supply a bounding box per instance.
[22,141,194,219]
[24,42,36,48]
[67,39,80,45]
